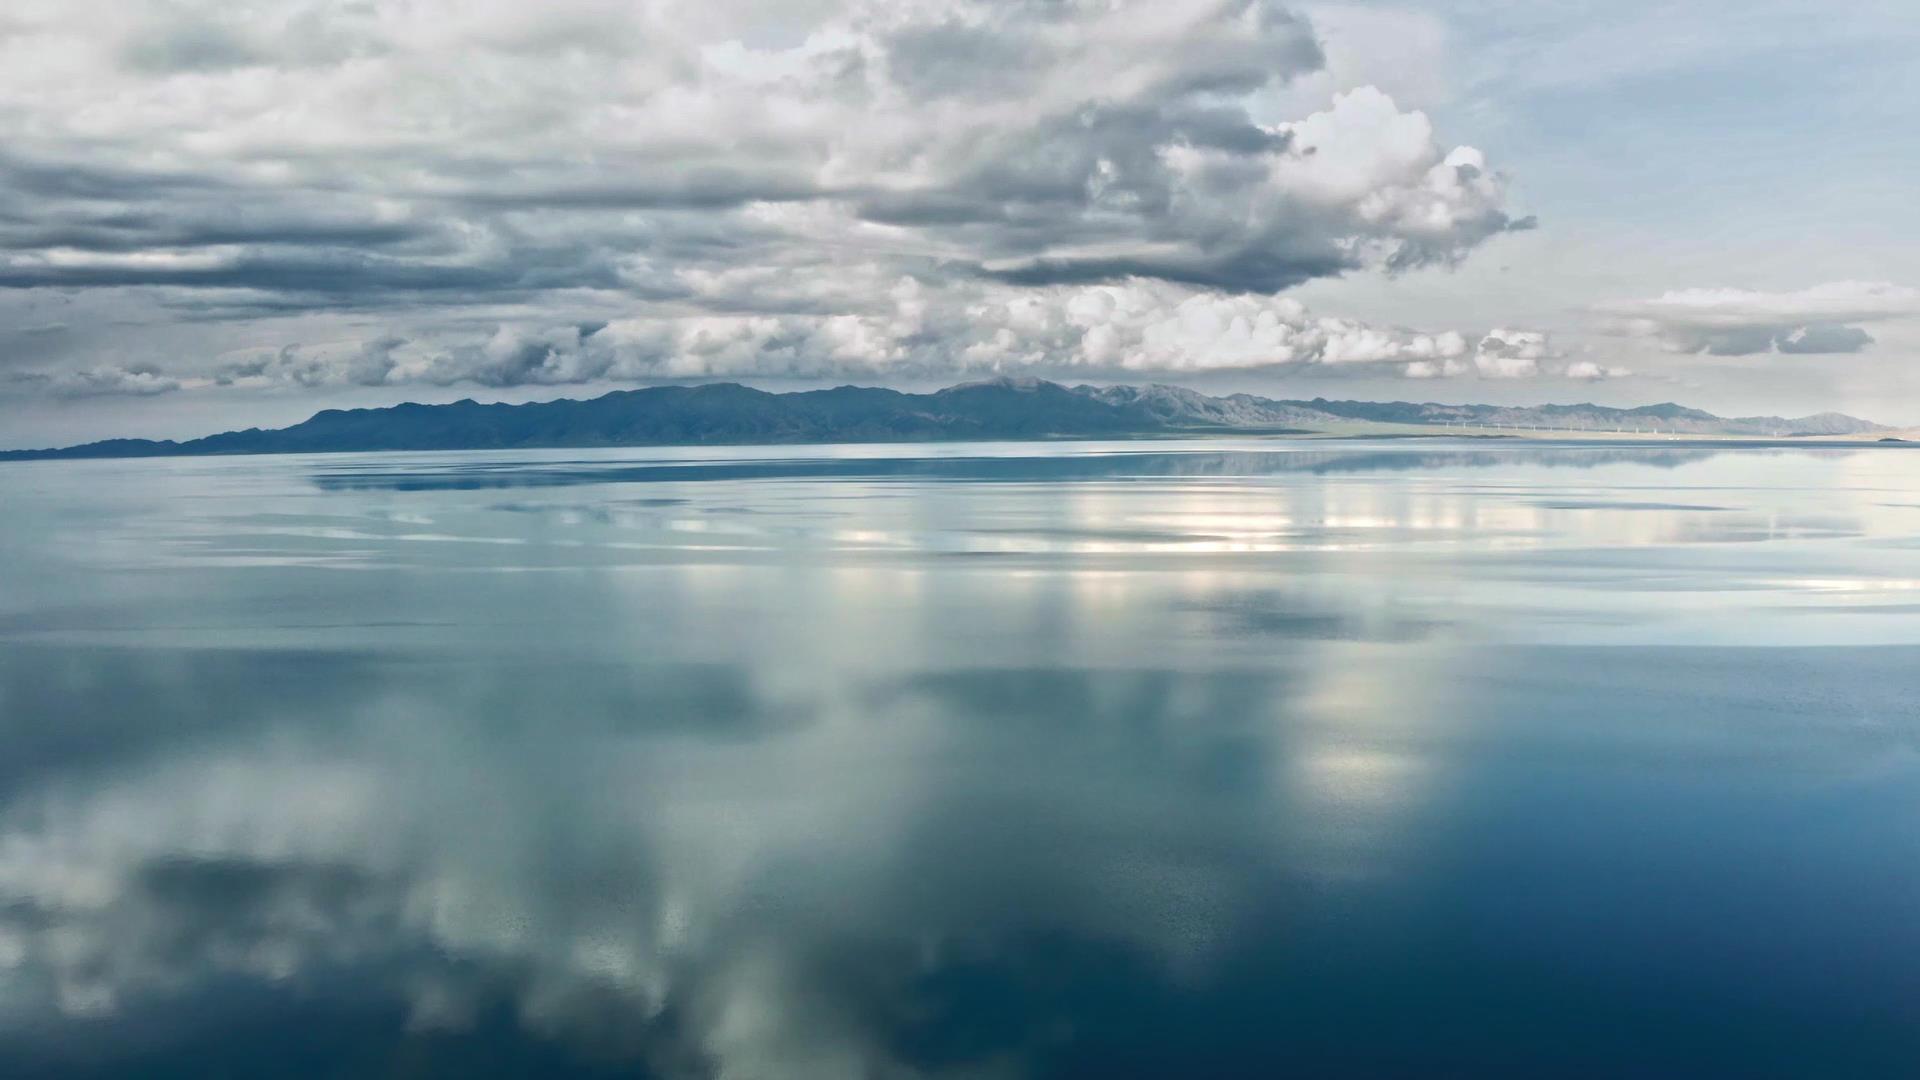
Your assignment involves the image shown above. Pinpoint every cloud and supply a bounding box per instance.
[20,279,1596,394]
[1401,327,1607,381]
[7,273,1604,395]
[1563,359,1631,381]
[213,336,404,389]
[1470,327,1553,377]
[0,0,1529,396]
[969,85,1525,291]
[1602,281,1919,356]
[119,17,264,74]
[2,364,181,398]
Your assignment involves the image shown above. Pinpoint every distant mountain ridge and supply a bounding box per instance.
[0,377,1886,460]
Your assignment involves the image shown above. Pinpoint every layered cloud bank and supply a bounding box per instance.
[0,0,1551,395]
[1604,281,1920,356]
[171,283,1610,394]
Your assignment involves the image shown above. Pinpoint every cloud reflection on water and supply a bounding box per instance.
[0,442,1917,1075]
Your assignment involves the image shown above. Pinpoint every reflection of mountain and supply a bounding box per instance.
[1,377,1885,460]
[308,446,1731,492]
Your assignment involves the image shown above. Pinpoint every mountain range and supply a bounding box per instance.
[0,378,1886,461]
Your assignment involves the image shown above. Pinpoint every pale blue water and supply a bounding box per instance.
[0,440,1916,1077]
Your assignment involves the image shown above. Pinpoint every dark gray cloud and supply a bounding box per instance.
[0,253,567,295]
[985,247,1355,293]
[1773,324,1874,354]
[119,19,264,73]
[0,152,230,202]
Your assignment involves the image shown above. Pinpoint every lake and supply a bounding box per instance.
[0,439,1916,1077]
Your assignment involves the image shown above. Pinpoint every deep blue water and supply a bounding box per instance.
[0,440,1916,1077]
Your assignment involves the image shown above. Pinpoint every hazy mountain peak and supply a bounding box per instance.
[0,381,1886,461]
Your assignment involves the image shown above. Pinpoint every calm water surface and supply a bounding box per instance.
[0,439,1917,1077]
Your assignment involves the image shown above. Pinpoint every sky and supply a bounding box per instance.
[2,0,1918,447]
